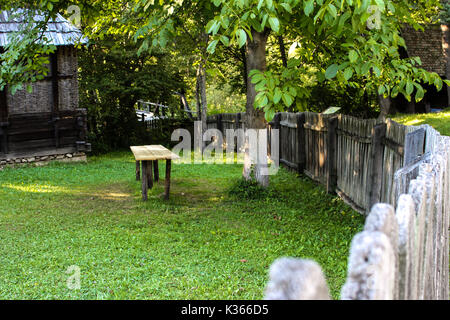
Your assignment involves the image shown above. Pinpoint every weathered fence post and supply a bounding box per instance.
[364,203,399,300]
[341,231,396,300]
[403,128,425,167]
[326,116,338,194]
[395,194,417,300]
[296,113,306,174]
[366,123,387,213]
[271,113,281,164]
[264,258,331,300]
[216,113,223,136]
[235,113,241,131]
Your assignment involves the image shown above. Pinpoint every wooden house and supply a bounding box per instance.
[399,23,450,113]
[0,10,90,166]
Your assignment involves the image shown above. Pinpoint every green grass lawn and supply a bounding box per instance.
[0,152,364,299]
[391,107,450,136]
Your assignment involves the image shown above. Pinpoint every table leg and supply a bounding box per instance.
[164,159,171,200]
[153,160,159,182]
[147,160,153,189]
[136,161,140,181]
[141,160,148,201]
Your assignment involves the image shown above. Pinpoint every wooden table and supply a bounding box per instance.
[130,145,180,201]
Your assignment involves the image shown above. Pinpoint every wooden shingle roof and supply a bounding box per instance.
[0,9,88,47]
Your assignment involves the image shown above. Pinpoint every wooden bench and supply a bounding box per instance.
[130,145,180,201]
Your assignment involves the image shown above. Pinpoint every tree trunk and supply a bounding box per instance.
[196,68,202,121]
[277,36,288,68]
[378,95,392,121]
[243,29,269,187]
[200,61,207,144]
[195,33,209,149]
[241,46,248,94]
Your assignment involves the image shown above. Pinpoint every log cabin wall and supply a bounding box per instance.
[6,46,79,115]
[0,46,89,160]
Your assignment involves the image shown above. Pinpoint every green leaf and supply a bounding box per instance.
[251,73,265,84]
[207,40,219,53]
[282,93,294,106]
[237,29,247,48]
[304,0,315,16]
[406,80,414,96]
[220,35,230,46]
[348,50,358,63]
[274,88,282,104]
[265,108,276,122]
[280,3,292,13]
[415,86,425,102]
[257,0,264,11]
[268,17,280,33]
[372,65,381,77]
[325,64,339,80]
[343,67,353,81]
[327,4,337,18]
[434,77,443,91]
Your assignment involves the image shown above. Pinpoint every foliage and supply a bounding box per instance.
[206,83,246,115]
[78,35,185,153]
[0,152,364,299]
[205,0,446,120]
[440,1,450,24]
[2,0,448,121]
[392,108,450,136]
[0,10,56,94]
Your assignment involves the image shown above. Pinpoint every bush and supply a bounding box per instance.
[228,178,275,200]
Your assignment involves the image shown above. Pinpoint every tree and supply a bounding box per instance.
[132,0,221,145]
[2,0,449,187]
[204,0,447,185]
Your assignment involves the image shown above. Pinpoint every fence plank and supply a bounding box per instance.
[403,128,425,166]
[395,194,417,300]
[326,116,338,193]
[366,123,387,213]
[297,113,306,174]
[341,231,396,300]
[408,172,429,300]
[364,203,399,299]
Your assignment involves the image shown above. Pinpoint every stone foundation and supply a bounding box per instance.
[0,152,86,170]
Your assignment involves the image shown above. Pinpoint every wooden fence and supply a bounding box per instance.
[152,110,448,299]
[263,126,449,300]
[207,111,426,214]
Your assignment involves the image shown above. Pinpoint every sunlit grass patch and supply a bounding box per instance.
[0,152,364,300]
[391,108,450,136]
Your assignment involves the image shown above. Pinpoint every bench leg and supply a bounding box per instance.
[164,159,171,200]
[136,161,140,181]
[141,160,148,201]
[153,160,159,182]
[147,160,153,189]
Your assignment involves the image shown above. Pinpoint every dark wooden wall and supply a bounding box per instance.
[0,109,88,158]
[0,46,88,159]
[0,88,8,154]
